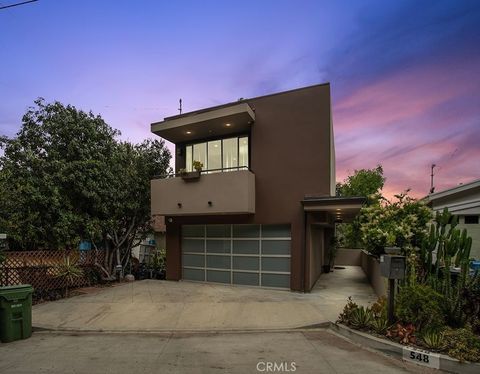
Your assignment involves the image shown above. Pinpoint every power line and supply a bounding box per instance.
[0,0,38,10]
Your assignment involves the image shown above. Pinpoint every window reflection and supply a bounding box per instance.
[193,143,207,170]
[184,136,249,172]
[222,138,238,171]
[239,137,248,169]
[208,140,221,172]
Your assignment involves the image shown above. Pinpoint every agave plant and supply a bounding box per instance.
[349,306,373,329]
[369,315,390,334]
[56,255,83,297]
[422,329,447,351]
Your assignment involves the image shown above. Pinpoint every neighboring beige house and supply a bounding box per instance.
[427,179,480,259]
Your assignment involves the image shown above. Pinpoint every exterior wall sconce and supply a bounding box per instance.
[177,203,182,208]
[208,201,212,206]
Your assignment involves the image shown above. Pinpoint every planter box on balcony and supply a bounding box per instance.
[180,171,200,181]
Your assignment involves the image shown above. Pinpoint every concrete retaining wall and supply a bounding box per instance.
[335,248,362,266]
[360,250,387,297]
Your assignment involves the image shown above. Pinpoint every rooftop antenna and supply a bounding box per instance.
[429,163,437,194]
[178,98,182,115]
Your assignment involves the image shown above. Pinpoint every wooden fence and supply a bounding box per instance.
[0,250,105,291]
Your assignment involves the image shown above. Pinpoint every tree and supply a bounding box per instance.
[0,99,119,249]
[0,99,171,276]
[98,139,171,276]
[336,165,385,199]
[336,165,385,248]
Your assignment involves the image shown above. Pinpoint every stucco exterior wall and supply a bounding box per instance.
[164,84,334,291]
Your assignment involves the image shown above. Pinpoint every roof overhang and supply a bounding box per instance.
[302,196,366,223]
[151,102,255,143]
[426,179,480,202]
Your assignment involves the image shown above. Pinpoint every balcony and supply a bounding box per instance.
[151,169,255,216]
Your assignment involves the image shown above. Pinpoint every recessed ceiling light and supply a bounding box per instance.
[225,123,231,127]
[186,131,192,134]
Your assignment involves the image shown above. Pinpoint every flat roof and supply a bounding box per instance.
[150,82,330,144]
[155,82,330,125]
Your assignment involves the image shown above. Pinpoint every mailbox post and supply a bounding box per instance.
[380,254,406,324]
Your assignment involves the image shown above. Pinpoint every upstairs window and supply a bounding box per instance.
[185,136,249,172]
[465,215,479,224]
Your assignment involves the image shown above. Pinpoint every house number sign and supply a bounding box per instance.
[402,346,440,369]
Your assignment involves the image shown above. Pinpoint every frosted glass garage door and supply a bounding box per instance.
[181,224,291,288]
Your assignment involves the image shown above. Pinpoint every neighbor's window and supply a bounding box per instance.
[184,136,249,172]
[465,215,479,224]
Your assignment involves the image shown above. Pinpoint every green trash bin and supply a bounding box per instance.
[0,284,34,343]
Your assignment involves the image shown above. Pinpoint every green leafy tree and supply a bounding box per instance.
[336,165,385,199]
[0,99,171,277]
[0,99,119,249]
[336,165,385,248]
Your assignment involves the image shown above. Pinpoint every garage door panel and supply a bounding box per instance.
[183,254,205,268]
[262,257,290,272]
[182,239,204,253]
[207,270,230,283]
[182,225,204,237]
[206,224,231,238]
[233,240,259,254]
[233,272,259,286]
[262,273,290,288]
[233,224,260,238]
[262,240,290,255]
[206,239,230,253]
[206,255,231,269]
[233,256,259,271]
[183,268,205,281]
[261,224,291,238]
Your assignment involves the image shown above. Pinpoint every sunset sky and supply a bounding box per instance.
[1,0,479,198]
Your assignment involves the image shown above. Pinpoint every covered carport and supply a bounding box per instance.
[302,196,365,291]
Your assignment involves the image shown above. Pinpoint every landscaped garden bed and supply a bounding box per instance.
[337,193,480,368]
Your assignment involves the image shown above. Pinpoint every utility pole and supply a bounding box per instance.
[430,164,437,194]
[178,99,182,115]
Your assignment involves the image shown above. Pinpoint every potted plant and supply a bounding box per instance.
[323,236,339,273]
[180,161,203,181]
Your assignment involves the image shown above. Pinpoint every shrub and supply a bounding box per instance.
[359,192,432,256]
[349,306,373,329]
[461,273,480,333]
[421,329,447,351]
[369,315,389,334]
[386,323,416,345]
[337,297,359,325]
[396,284,445,331]
[444,327,480,362]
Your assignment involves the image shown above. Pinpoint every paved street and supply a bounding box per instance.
[33,266,377,332]
[0,330,435,374]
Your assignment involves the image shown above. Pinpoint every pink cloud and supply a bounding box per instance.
[334,55,480,199]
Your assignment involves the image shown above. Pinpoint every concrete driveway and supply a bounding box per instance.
[0,330,434,374]
[33,266,377,332]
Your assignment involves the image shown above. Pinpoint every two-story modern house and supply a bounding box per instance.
[150,83,364,292]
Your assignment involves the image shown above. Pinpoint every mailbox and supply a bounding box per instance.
[380,255,405,279]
